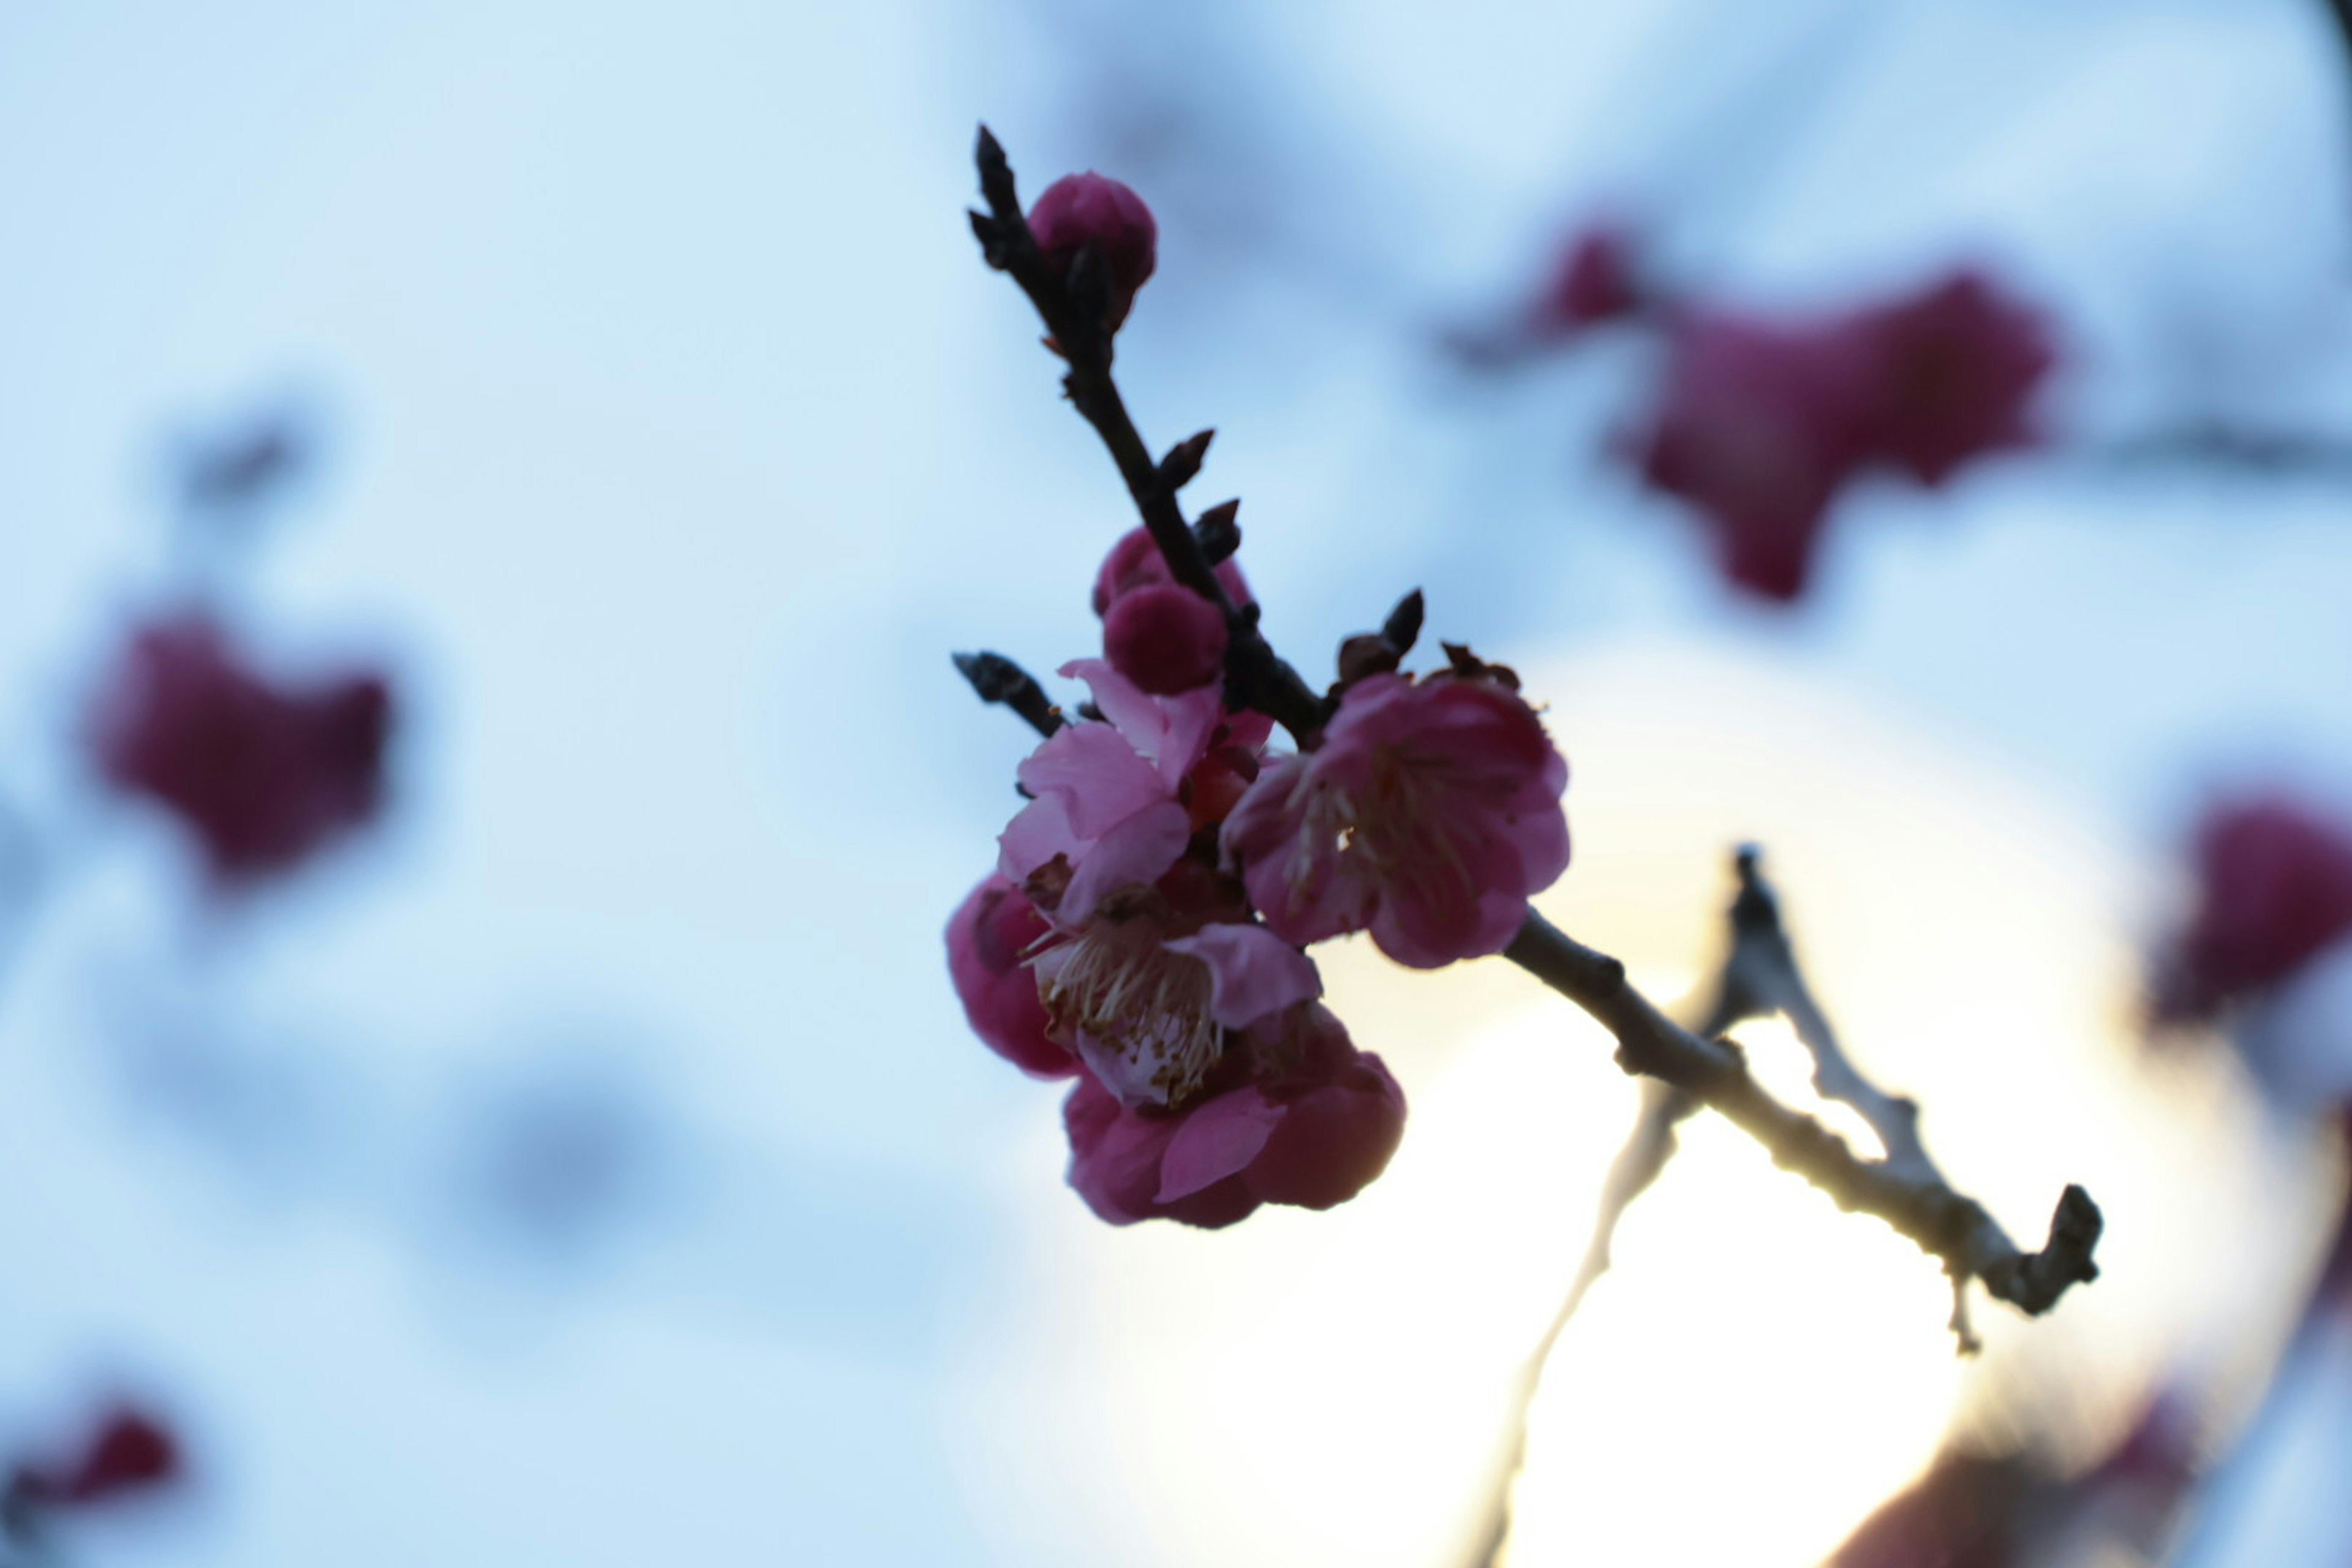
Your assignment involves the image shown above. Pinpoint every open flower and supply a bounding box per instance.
[1033,886,1319,1108]
[946,874,1074,1078]
[88,613,394,884]
[1222,672,1570,968]
[1063,1001,1405,1228]
[2155,795,2352,1021]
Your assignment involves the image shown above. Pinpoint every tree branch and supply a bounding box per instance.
[968,126,1333,745]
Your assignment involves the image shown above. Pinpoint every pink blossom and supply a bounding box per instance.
[1063,1002,1405,1228]
[1102,582,1227,695]
[1027,172,1158,330]
[1847,270,2053,486]
[1539,224,1645,333]
[1222,673,1570,968]
[1091,526,1251,617]
[997,659,1224,923]
[945,875,1074,1078]
[1634,309,1877,602]
[88,614,393,884]
[1033,897,1319,1107]
[7,1405,181,1511]
[2155,796,2352,1020]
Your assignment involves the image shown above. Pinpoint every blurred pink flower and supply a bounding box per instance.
[88,614,393,884]
[1063,1001,1404,1227]
[945,874,1074,1078]
[1634,309,1876,602]
[1849,270,2053,487]
[1091,526,1251,617]
[1539,224,1645,333]
[1028,172,1158,330]
[7,1404,181,1511]
[1102,581,1227,695]
[1222,672,1570,968]
[2156,795,2352,1020]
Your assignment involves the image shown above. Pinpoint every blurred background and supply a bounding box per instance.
[5,0,2352,1563]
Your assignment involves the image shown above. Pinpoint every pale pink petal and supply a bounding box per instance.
[1015,722,1168,840]
[1158,1089,1286,1201]
[997,791,1082,883]
[1070,1030,1169,1109]
[1058,800,1191,922]
[1059,657,1220,785]
[1163,923,1321,1029]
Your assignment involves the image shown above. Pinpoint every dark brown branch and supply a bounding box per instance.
[969,127,1332,744]
[1503,910,2102,1317]
[952,650,1065,739]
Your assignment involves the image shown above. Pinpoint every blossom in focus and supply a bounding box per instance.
[1027,172,1157,330]
[1063,1001,1405,1227]
[6,1404,182,1512]
[1102,582,1227,695]
[2154,795,2352,1020]
[997,658,1226,924]
[1091,526,1251,617]
[1538,224,1645,333]
[1634,309,1879,601]
[1223,671,1570,968]
[946,874,1074,1077]
[1847,270,2053,486]
[88,614,394,884]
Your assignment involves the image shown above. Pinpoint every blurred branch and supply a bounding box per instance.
[967,127,1332,745]
[2092,421,2352,479]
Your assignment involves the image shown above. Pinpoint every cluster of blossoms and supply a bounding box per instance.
[86,612,394,887]
[949,173,1572,1229]
[1523,223,2057,601]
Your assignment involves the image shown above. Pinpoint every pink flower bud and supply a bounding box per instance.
[1539,225,1644,333]
[87,614,394,884]
[9,1405,181,1510]
[1102,583,1227,695]
[1027,172,1158,330]
[1090,526,1251,617]
[946,875,1074,1077]
[2155,796,2352,1020]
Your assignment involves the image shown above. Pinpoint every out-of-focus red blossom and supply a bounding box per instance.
[1825,1450,2035,1568]
[1091,526,1251,617]
[1102,582,1227,695]
[1223,672,1570,968]
[88,615,393,884]
[1633,270,2053,602]
[1027,172,1157,330]
[1847,270,2054,486]
[946,875,1074,1078]
[1539,225,1645,333]
[1062,1001,1404,1227]
[7,1406,181,1510]
[1635,310,1876,602]
[2155,795,2352,1020]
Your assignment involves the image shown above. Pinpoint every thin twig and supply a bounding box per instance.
[952,650,1065,739]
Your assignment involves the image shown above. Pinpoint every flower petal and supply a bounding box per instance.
[1158,1088,1287,1202]
[1058,800,1192,923]
[1163,923,1321,1029]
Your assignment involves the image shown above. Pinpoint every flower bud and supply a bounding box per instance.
[946,875,1075,1077]
[1027,173,1157,330]
[1102,583,1227,695]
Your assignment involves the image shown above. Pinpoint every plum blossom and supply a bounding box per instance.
[1027,172,1157,330]
[997,658,1226,924]
[1222,671,1570,968]
[1063,1001,1406,1228]
[2154,795,2352,1021]
[1539,224,1645,333]
[1848,270,2053,486]
[88,613,393,884]
[6,1404,181,1512]
[1634,309,1877,603]
[946,874,1074,1077]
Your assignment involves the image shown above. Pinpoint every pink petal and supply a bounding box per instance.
[1058,800,1192,922]
[1163,923,1321,1028]
[997,791,1081,884]
[1015,722,1169,841]
[1158,1089,1286,1201]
